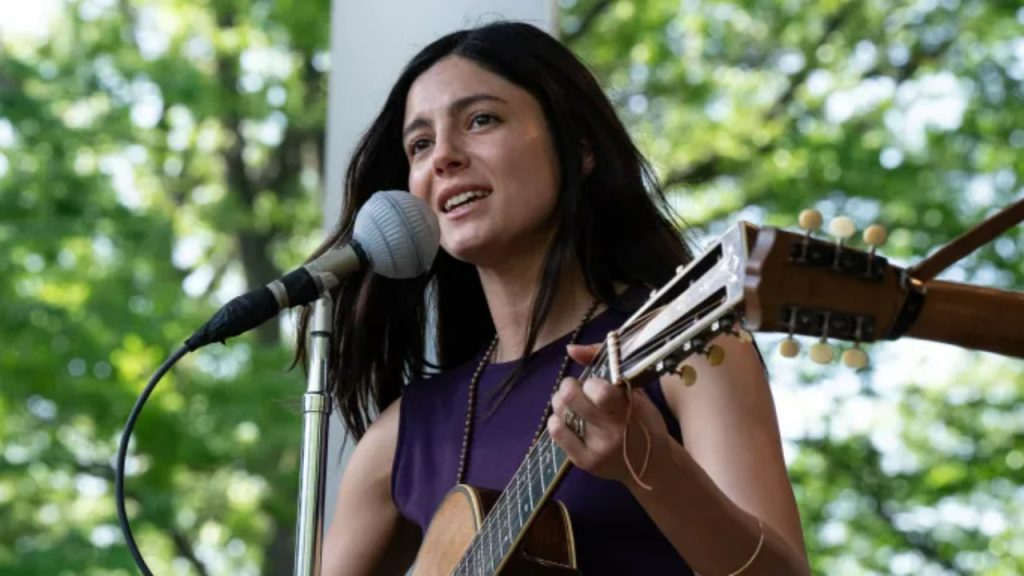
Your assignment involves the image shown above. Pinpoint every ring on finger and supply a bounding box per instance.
[563,408,586,440]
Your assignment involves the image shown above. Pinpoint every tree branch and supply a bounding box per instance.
[213,9,281,345]
[659,3,956,193]
[262,520,295,576]
[661,3,855,190]
[170,528,212,576]
[661,156,723,188]
[73,461,213,575]
[73,461,116,478]
[563,0,615,45]
[199,257,232,300]
[0,70,16,94]
[863,36,956,83]
[765,2,856,120]
[852,442,966,575]
[116,0,142,52]
[869,498,966,575]
[800,437,967,575]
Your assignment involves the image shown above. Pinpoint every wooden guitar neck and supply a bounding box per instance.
[908,280,1024,358]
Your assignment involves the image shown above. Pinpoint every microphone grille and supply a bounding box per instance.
[352,191,440,279]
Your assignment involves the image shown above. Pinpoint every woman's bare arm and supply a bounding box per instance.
[321,399,421,576]
[651,333,808,574]
[551,335,808,575]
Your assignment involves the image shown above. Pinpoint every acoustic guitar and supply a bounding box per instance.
[411,212,1024,575]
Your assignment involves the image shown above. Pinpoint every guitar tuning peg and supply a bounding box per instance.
[828,216,856,270]
[778,337,800,358]
[809,340,835,364]
[843,317,870,369]
[780,309,800,358]
[705,345,725,367]
[676,364,697,387]
[841,346,869,370]
[863,224,887,248]
[860,223,887,277]
[799,209,823,233]
[797,209,823,262]
[829,216,857,241]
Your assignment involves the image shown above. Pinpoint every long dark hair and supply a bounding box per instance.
[296,21,692,440]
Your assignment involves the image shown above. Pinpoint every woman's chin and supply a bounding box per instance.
[442,243,490,266]
[441,236,513,269]
[442,226,560,270]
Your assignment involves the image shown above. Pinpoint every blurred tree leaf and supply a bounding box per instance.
[1,0,327,573]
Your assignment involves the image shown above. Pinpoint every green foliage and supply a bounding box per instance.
[1,0,326,573]
[1,0,1021,574]
[564,1,1024,574]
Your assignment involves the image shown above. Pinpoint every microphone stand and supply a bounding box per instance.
[293,296,334,575]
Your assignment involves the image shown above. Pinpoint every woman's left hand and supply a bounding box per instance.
[547,343,672,488]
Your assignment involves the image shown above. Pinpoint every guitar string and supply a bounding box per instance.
[564,304,667,383]
[577,293,722,381]
[458,307,655,557]
[475,299,716,514]
[454,300,598,575]
[616,294,732,378]
[456,298,726,572]
[462,301,718,552]
[578,298,723,385]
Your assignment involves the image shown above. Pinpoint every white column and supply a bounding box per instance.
[320,0,556,529]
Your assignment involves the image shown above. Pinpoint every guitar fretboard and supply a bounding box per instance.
[447,226,748,574]
[452,435,567,575]
[452,363,611,575]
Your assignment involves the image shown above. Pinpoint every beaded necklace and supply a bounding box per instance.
[455,299,600,484]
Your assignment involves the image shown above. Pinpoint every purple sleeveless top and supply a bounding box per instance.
[392,289,694,574]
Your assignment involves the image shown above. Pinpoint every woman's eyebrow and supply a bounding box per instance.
[403,93,507,139]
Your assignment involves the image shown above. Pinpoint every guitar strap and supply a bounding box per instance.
[909,197,1024,283]
[885,197,1024,340]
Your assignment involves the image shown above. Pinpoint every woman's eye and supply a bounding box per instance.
[470,113,497,128]
[408,138,431,155]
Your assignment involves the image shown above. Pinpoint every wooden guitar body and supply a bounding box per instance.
[412,484,580,576]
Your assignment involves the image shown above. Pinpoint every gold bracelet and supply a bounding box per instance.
[726,519,765,576]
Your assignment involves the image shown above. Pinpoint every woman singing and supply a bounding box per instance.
[303,21,809,576]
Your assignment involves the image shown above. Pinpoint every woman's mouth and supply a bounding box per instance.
[442,190,492,213]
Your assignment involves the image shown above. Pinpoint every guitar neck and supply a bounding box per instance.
[906,280,1024,358]
[456,360,616,574]
[455,431,573,574]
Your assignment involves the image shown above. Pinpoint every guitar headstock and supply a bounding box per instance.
[606,223,754,385]
[743,210,906,368]
[602,211,908,386]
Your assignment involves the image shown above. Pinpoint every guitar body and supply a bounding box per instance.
[413,484,580,576]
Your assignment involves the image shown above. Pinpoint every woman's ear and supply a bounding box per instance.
[580,141,595,176]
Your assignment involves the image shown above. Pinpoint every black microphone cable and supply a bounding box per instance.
[115,343,190,576]
[114,190,438,574]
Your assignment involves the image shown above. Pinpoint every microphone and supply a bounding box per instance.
[184,190,439,351]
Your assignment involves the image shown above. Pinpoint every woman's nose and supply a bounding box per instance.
[431,134,468,176]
